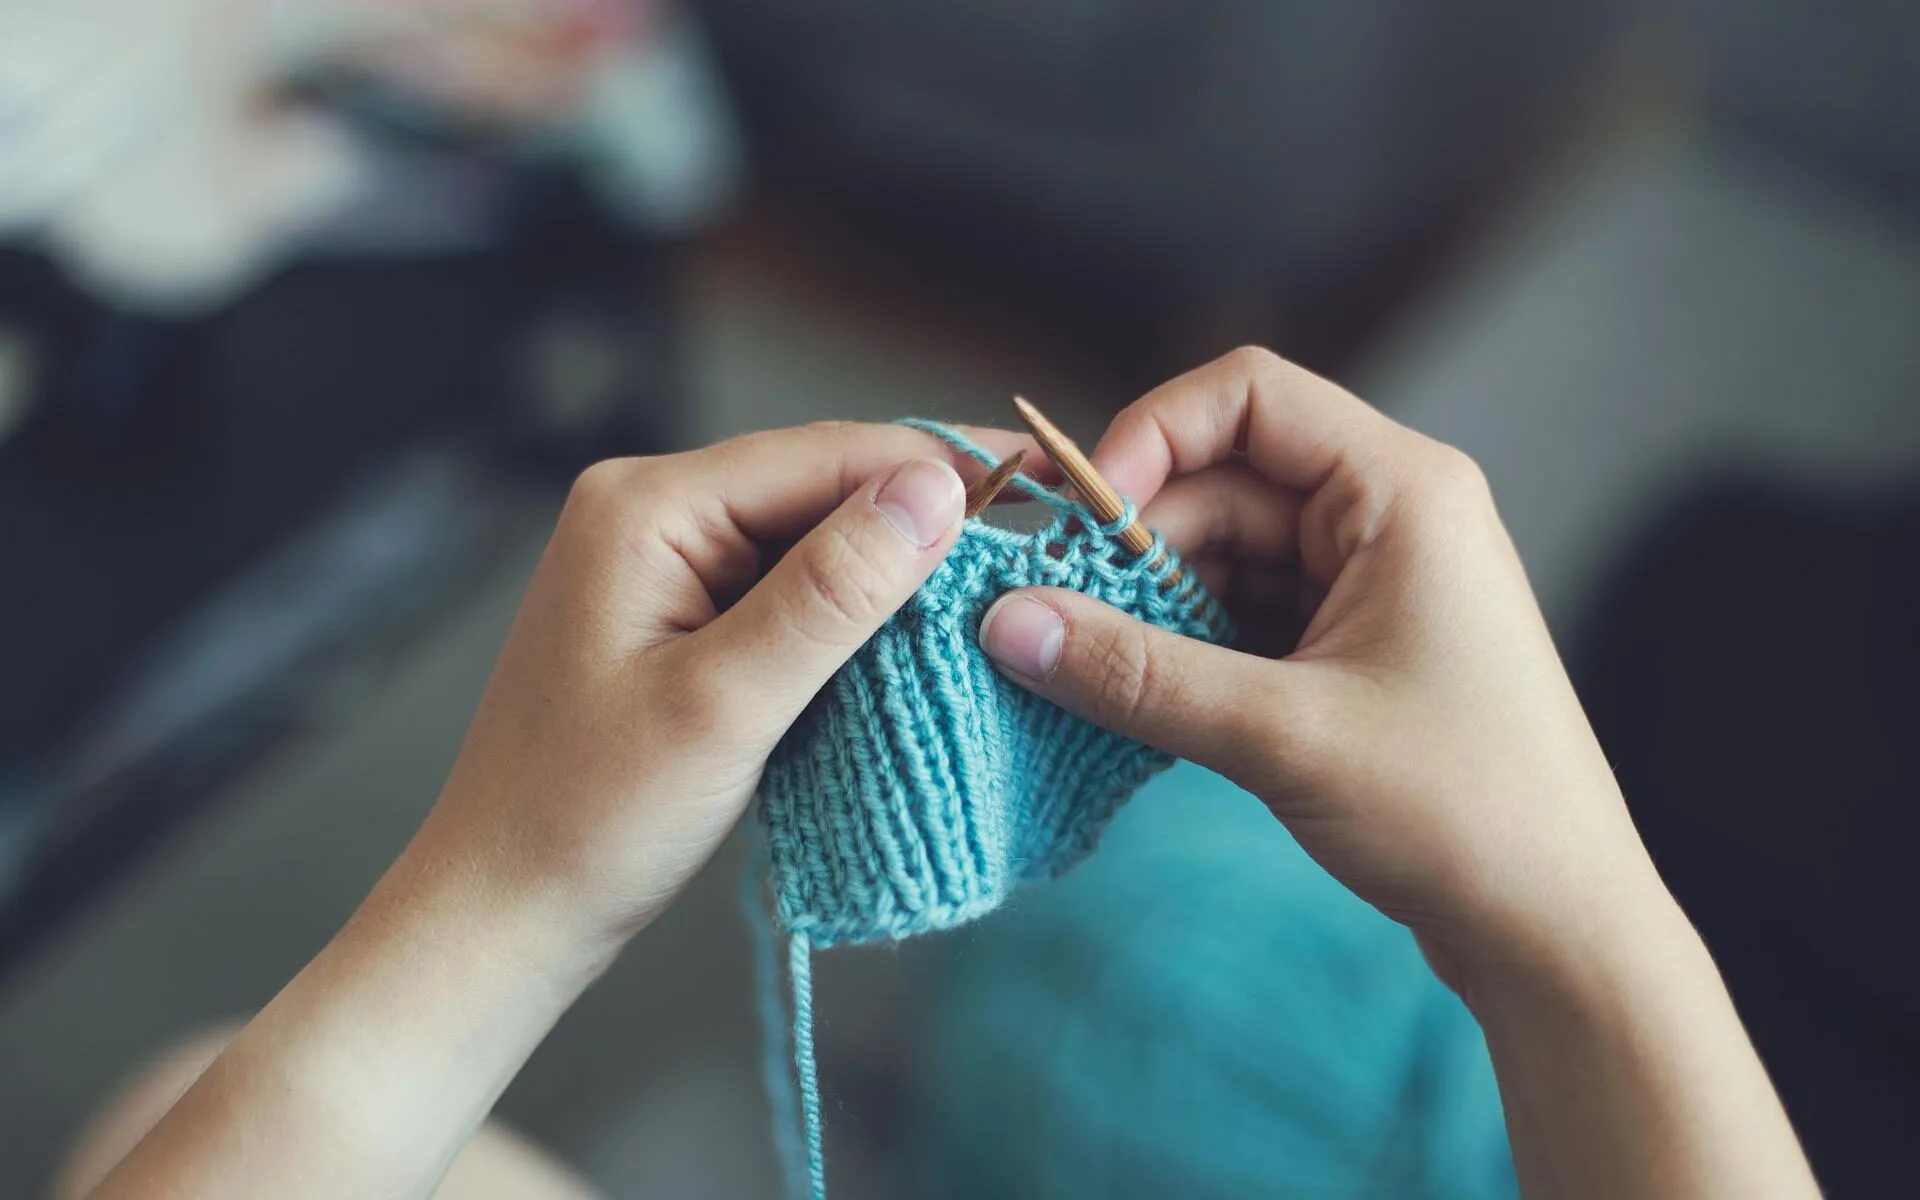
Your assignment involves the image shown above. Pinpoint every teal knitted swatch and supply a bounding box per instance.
[752,420,1232,1199]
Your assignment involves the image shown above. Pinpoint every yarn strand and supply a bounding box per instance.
[790,933,828,1200]
[746,851,807,1198]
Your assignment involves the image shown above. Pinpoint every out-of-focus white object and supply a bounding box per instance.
[0,0,740,313]
[0,0,368,313]
[281,0,645,124]
[290,0,743,234]
[565,13,744,235]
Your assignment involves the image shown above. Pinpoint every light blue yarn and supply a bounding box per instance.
[788,935,827,1200]
[918,761,1519,1199]
[752,420,1232,1199]
[744,858,807,1197]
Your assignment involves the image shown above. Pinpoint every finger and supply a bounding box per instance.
[641,421,1050,606]
[691,456,966,734]
[673,420,1052,547]
[1089,346,1399,504]
[1138,461,1300,565]
[978,585,1306,772]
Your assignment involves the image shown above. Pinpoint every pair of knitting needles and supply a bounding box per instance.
[962,395,1174,578]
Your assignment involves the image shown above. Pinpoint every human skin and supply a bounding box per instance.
[83,353,1818,1199]
[978,347,1822,1199]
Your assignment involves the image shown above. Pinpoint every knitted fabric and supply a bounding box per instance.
[753,420,1233,1199]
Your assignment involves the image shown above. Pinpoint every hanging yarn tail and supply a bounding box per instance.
[745,856,808,1198]
[789,933,828,1200]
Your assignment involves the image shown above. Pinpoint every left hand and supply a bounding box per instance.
[85,422,1045,1200]
[413,421,1032,959]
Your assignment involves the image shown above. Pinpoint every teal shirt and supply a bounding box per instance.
[921,760,1519,1199]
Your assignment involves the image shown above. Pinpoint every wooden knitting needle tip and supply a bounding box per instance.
[1011,395,1157,559]
[963,449,1028,517]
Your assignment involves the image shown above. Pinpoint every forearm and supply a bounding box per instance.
[1464,876,1820,1199]
[76,428,983,1198]
[88,825,614,1200]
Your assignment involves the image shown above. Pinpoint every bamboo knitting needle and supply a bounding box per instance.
[1012,396,1178,583]
[963,449,1028,517]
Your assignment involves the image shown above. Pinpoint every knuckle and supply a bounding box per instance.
[711,427,772,466]
[1391,440,1496,542]
[567,457,631,513]
[560,461,633,550]
[1424,443,1491,506]
[1227,344,1283,376]
[1226,344,1321,396]
[560,457,681,570]
[1079,621,1157,730]
[566,456,665,524]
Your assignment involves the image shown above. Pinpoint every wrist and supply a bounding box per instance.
[171,823,622,1195]
[368,817,627,998]
[1444,862,1818,1200]
[1449,866,1712,1031]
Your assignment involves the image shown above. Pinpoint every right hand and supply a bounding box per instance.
[978,347,1675,996]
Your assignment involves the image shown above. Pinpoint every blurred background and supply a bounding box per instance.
[1,0,1917,1195]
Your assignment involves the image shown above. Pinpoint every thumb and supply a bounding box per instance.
[696,457,965,737]
[978,586,1290,773]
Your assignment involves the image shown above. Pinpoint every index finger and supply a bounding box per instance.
[1089,347,1396,505]
[678,420,1057,546]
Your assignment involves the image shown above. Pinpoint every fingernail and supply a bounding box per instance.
[875,459,963,549]
[980,595,1064,680]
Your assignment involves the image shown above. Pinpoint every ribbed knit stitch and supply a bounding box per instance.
[753,420,1232,1198]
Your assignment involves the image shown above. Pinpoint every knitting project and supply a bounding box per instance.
[753,420,1233,1199]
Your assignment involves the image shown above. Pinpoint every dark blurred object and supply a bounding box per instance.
[1577,476,1920,1197]
[0,173,675,970]
[702,1,1628,373]
[1696,0,1920,218]
[0,173,664,765]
